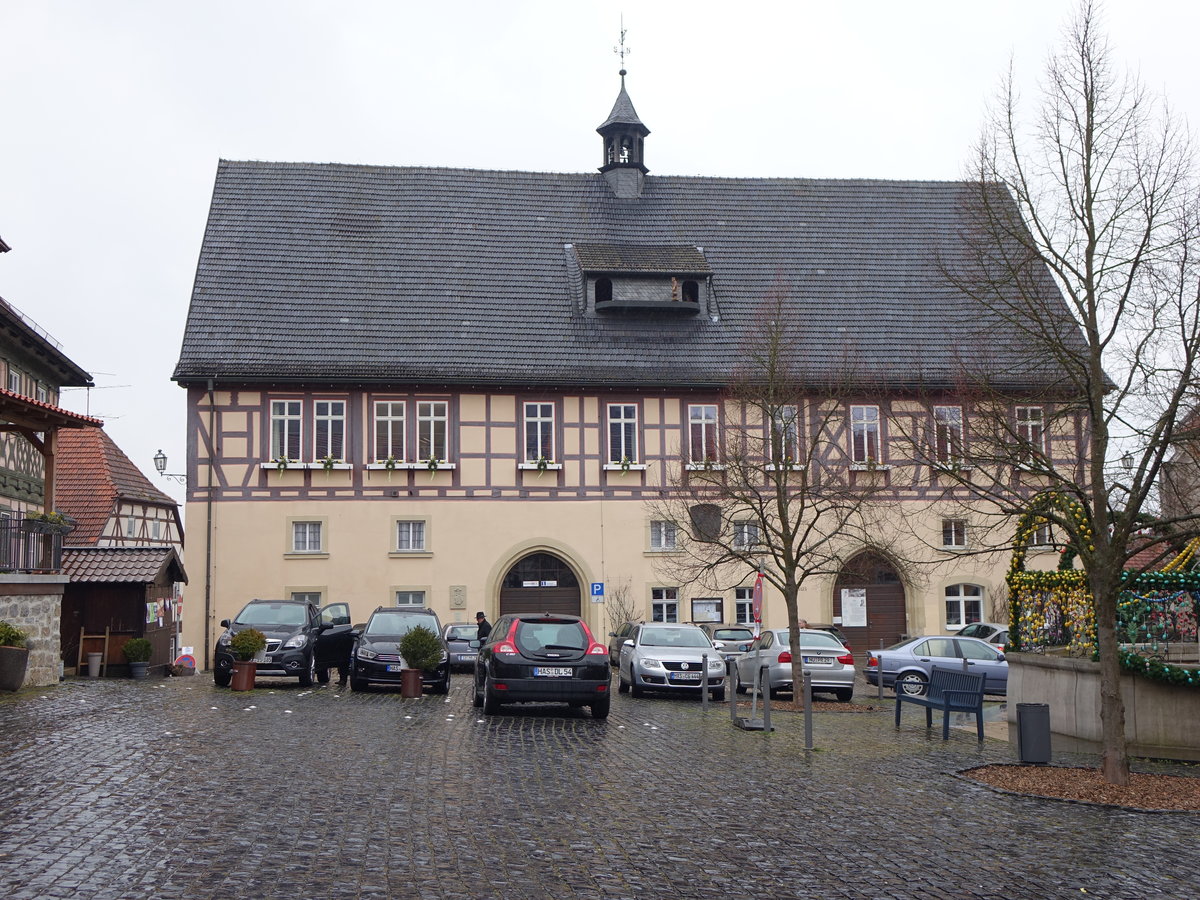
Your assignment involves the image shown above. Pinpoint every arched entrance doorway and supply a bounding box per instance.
[498,552,582,616]
[833,551,907,656]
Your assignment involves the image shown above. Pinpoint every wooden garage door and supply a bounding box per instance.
[498,552,581,616]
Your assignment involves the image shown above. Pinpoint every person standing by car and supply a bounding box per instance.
[476,611,492,643]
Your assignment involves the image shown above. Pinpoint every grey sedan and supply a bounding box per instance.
[442,622,479,670]
[732,628,856,702]
[865,635,1008,695]
[617,623,727,699]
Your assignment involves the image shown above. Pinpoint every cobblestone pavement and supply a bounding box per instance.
[1,674,1197,900]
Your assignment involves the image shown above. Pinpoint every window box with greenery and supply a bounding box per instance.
[0,621,29,692]
[122,637,153,680]
[23,511,76,535]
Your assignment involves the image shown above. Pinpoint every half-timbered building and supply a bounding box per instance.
[174,72,1075,664]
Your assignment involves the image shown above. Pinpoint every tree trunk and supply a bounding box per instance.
[1093,577,1130,785]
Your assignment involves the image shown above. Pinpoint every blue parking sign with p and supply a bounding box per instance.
[591,582,605,597]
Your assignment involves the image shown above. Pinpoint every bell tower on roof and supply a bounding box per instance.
[597,27,648,199]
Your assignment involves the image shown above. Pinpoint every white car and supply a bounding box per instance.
[617,623,727,700]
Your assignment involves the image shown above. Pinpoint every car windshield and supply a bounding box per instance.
[446,625,477,641]
[236,603,306,627]
[640,627,712,648]
[798,632,843,650]
[712,628,754,641]
[515,621,588,652]
[366,613,439,637]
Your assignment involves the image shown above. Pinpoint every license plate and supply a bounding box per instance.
[534,667,573,677]
[669,671,701,681]
[385,664,404,672]
[458,654,477,662]
[803,656,833,665]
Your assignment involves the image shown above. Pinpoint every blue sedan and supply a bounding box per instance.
[865,635,1008,695]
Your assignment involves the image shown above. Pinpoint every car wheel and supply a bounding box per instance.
[628,665,644,697]
[434,676,450,695]
[617,665,629,693]
[214,669,231,688]
[896,671,928,696]
[483,682,501,715]
[350,675,369,692]
[316,667,331,685]
[733,669,745,694]
[835,687,853,703]
[472,676,484,707]
[297,652,315,687]
[591,696,610,719]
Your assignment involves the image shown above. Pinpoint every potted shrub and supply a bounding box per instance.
[228,628,267,691]
[122,637,153,680]
[397,624,443,697]
[22,511,76,535]
[0,621,29,692]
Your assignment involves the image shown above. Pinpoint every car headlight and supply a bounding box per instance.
[639,657,664,669]
[284,634,308,649]
[217,631,232,647]
[440,650,449,662]
[708,658,725,670]
[357,645,378,660]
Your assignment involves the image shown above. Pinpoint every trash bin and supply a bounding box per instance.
[86,652,103,678]
[1016,702,1051,764]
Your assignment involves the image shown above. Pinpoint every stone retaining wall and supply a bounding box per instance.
[0,576,68,688]
[1007,650,1200,762]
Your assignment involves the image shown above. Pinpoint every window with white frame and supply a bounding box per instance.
[608,403,639,464]
[651,587,679,623]
[770,405,801,465]
[7,368,20,395]
[524,402,555,462]
[850,405,880,464]
[396,520,426,552]
[734,587,754,625]
[36,383,48,404]
[1033,522,1053,547]
[945,583,983,628]
[374,401,406,462]
[689,404,719,463]
[291,591,322,605]
[1016,406,1045,462]
[942,519,967,549]
[395,590,426,607]
[650,520,677,551]
[934,406,964,465]
[314,400,346,461]
[292,521,323,553]
[733,521,760,549]
[417,401,448,462]
[270,400,303,461]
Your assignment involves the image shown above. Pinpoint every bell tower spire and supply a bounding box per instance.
[597,20,649,199]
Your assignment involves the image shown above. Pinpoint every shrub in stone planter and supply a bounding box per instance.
[0,621,30,692]
[229,628,267,662]
[397,625,444,672]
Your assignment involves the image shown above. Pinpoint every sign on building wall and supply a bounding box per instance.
[841,588,867,628]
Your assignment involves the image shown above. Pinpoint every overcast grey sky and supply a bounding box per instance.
[2,0,1197,509]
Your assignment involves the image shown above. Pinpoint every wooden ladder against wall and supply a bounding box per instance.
[77,626,110,677]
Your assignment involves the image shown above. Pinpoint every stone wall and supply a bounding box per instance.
[1007,650,1200,762]
[0,576,68,688]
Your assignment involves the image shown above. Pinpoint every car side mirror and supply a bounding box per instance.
[622,639,634,648]
[712,640,726,650]
[220,619,231,629]
[996,652,1006,661]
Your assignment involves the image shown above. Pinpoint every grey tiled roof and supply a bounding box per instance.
[174,161,1073,391]
[597,82,646,132]
[574,243,710,274]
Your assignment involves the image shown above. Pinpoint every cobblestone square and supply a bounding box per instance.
[0,676,1196,899]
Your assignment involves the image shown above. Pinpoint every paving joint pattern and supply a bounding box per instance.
[0,675,1196,899]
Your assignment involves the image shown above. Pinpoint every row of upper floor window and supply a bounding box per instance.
[2,360,52,404]
[260,397,1064,469]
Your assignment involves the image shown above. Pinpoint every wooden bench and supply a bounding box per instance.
[894,665,987,741]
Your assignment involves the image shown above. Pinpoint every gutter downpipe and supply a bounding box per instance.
[204,378,216,671]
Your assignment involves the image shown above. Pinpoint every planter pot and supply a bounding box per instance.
[0,646,29,691]
[230,660,257,692]
[128,661,150,680]
[87,652,103,678]
[400,667,423,698]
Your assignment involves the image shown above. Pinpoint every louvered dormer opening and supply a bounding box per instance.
[575,243,711,317]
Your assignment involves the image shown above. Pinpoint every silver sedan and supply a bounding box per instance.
[732,628,856,702]
[617,623,727,700]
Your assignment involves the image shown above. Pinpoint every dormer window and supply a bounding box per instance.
[595,278,613,304]
[576,243,712,317]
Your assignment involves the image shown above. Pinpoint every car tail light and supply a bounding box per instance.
[867,654,878,668]
[778,651,792,664]
[586,642,608,656]
[494,642,519,655]
[837,652,854,665]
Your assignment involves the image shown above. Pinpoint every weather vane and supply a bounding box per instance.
[613,15,630,71]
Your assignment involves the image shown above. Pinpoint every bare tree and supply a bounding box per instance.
[648,292,896,700]
[604,577,638,635]
[942,1,1200,784]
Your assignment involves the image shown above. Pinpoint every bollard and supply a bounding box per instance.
[729,659,739,725]
[803,669,814,750]
[761,664,772,732]
[877,651,885,701]
[701,652,709,710]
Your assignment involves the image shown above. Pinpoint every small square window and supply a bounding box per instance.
[733,521,760,549]
[292,521,323,553]
[651,587,679,623]
[942,519,967,549]
[396,521,426,552]
[734,587,754,625]
[395,590,426,607]
[650,520,677,551]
